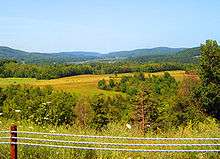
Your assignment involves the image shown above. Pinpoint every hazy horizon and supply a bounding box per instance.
[0,0,219,53]
[0,45,191,54]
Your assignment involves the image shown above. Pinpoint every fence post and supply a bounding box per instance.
[10,124,17,159]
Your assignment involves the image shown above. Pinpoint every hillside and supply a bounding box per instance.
[107,47,186,58]
[0,46,200,64]
[173,47,200,63]
[0,46,29,59]
[129,47,200,63]
[0,46,102,63]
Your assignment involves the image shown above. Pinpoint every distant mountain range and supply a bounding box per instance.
[106,47,186,58]
[0,46,200,64]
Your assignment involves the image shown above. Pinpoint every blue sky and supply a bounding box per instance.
[0,0,219,53]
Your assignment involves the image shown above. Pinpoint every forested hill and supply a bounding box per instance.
[106,47,186,58]
[0,46,102,63]
[0,46,29,59]
[131,47,200,63]
[0,46,200,64]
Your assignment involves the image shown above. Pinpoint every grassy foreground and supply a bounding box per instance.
[0,71,186,96]
[0,118,219,159]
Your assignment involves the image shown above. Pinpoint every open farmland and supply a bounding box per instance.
[0,71,187,96]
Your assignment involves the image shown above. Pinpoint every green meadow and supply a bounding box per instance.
[0,70,186,96]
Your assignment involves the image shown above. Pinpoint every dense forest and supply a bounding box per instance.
[0,59,190,79]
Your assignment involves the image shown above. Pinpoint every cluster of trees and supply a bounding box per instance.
[0,59,188,79]
[0,40,218,134]
[92,62,186,74]
[98,72,204,132]
[195,40,220,119]
[0,61,93,79]
[96,40,220,133]
[0,85,129,129]
[0,85,76,125]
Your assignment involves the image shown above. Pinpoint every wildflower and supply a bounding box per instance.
[50,130,56,133]
[126,123,132,129]
[15,110,21,113]
[0,113,3,116]
[44,117,49,120]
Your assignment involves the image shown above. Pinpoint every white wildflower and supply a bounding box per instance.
[50,130,56,133]
[0,113,3,116]
[15,110,21,113]
[126,123,132,129]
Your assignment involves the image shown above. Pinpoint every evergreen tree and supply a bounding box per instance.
[131,85,158,134]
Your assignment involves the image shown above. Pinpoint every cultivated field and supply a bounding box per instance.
[0,71,186,96]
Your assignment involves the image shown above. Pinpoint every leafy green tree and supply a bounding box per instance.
[197,40,220,119]
[108,79,115,89]
[97,79,107,90]
[91,94,110,130]
[2,85,76,125]
[200,40,220,85]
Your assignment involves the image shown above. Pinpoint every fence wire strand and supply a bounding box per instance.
[1,131,220,141]
[0,142,220,152]
[8,137,220,147]
[1,130,220,153]
[0,137,9,140]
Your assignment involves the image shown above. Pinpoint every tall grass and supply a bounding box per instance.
[0,118,219,159]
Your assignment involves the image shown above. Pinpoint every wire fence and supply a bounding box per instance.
[1,130,220,140]
[0,125,220,159]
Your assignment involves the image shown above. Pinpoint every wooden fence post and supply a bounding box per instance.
[10,124,17,159]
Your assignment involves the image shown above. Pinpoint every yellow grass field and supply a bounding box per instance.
[0,71,186,96]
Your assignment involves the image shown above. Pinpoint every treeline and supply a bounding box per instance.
[0,59,189,79]
[0,60,93,79]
